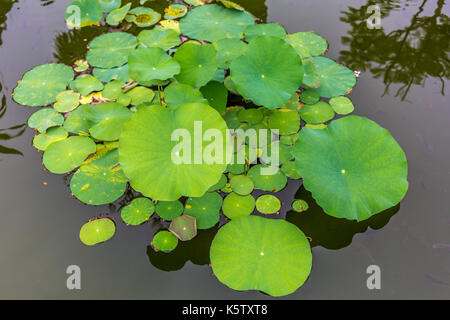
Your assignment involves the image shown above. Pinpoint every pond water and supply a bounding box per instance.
[0,0,448,299]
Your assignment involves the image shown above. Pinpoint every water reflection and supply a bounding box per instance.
[0,0,18,46]
[339,0,449,100]
[286,186,400,250]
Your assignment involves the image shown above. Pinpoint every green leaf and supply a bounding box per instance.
[222,192,255,219]
[174,42,218,88]
[244,23,286,42]
[299,101,335,124]
[119,103,229,200]
[138,28,181,51]
[164,83,207,109]
[106,3,132,26]
[292,199,309,212]
[329,96,355,115]
[300,89,320,104]
[164,4,188,19]
[238,108,263,125]
[268,109,300,135]
[213,38,247,69]
[100,0,121,13]
[71,75,104,96]
[169,215,197,241]
[183,0,212,6]
[33,126,68,151]
[302,58,320,88]
[256,194,281,214]
[79,218,116,246]
[210,215,312,296]
[223,106,244,129]
[66,0,103,28]
[93,65,132,83]
[152,231,179,252]
[285,31,328,58]
[179,4,254,42]
[13,64,74,107]
[229,175,254,195]
[293,116,408,221]
[63,104,91,135]
[87,32,137,69]
[125,86,155,106]
[54,90,80,113]
[200,81,228,113]
[207,173,227,192]
[28,108,64,133]
[85,102,132,141]
[247,164,287,192]
[230,36,303,109]
[126,7,161,28]
[281,160,301,179]
[121,197,155,225]
[184,192,222,229]
[156,200,184,221]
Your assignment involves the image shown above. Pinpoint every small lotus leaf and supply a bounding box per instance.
[302,58,320,88]
[238,108,263,125]
[159,19,181,34]
[208,174,227,192]
[223,106,244,129]
[285,31,328,58]
[268,109,300,135]
[164,83,207,109]
[229,175,254,195]
[87,32,137,69]
[281,160,301,179]
[292,199,309,212]
[79,218,116,246]
[28,108,64,133]
[213,38,247,69]
[279,133,298,146]
[156,200,184,221]
[106,3,132,26]
[222,192,255,219]
[63,104,90,134]
[126,7,161,27]
[329,96,355,115]
[164,4,188,19]
[183,0,212,6]
[121,198,155,225]
[299,101,335,124]
[138,28,181,50]
[54,90,80,112]
[260,141,293,165]
[33,126,68,151]
[85,102,132,141]
[256,194,281,214]
[184,192,222,229]
[247,164,287,192]
[169,215,197,241]
[125,87,155,106]
[71,75,104,96]
[244,23,286,42]
[300,89,320,104]
[74,59,90,72]
[93,65,131,83]
[100,0,121,13]
[152,231,179,252]
[200,81,228,113]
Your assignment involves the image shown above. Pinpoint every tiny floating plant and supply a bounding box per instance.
[13,0,408,297]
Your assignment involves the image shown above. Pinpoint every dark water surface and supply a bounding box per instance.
[0,0,449,299]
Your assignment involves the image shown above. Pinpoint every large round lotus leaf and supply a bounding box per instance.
[293,116,409,221]
[256,194,281,214]
[70,149,128,205]
[299,101,335,124]
[238,108,263,125]
[268,109,300,135]
[63,104,90,135]
[300,89,320,105]
[125,87,155,106]
[119,103,228,201]
[121,198,155,225]
[329,96,355,115]
[71,75,104,96]
[152,231,179,252]
[244,23,286,42]
[13,64,74,107]
[230,36,303,109]
[164,4,188,19]
[281,160,301,179]
[84,102,132,141]
[156,200,184,221]
[169,215,197,241]
[247,164,287,192]
[179,4,254,42]
[200,81,228,114]
[285,32,328,58]
[126,7,161,27]
[106,3,131,26]
[302,58,320,88]
[229,175,254,196]
[308,57,356,98]
[213,38,247,69]
[93,65,131,83]
[100,0,121,13]
[33,126,68,151]
[129,47,180,84]
[184,192,222,229]
[43,136,96,174]
[292,199,309,213]
[28,108,64,133]
[210,215,312,296]
[87,32,137,69]
[65,0,103,28]
[137,28,181,51]
[223,106,244,129]
[54,90,80,113]
[222,192,255,219]
[79,218,116,246]
[164,83,207,109]
[174,42,218,88]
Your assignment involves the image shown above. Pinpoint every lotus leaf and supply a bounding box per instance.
[299,101,335,124]
[285,31,328,58]
[229,175,254,196]
[302,58,320,88]
[222,106,244,129]
[169,215,197,241]
[292,199,309,213]
[93,65,131,83]
[282,93,301,112]
[244,23,286,42]
[71,75,104,96]
[238,108,263,125]
[279,133,298,146]
[74,59,90,72]
[128,47,181,84]
[164,83,207,109]
[137,28,181,50]
[260,141,293,165]
[28,108,64,133]
[152,231,179,252]
[213,38,247,69]
[102,80,125,100]
[222,192,255,219]
[54,90,80,113]
[305,123,327,130]
[184,192,222,229]
[121,197,155,225]
[174,42,218,87]
[179,4,254,42]
[125,87,155,106]
[268,109,300,135]
[100,0,121,13]
[63,104,90,134]
[43,136,96,174]
[183,0,212,6]
[13,64,74,107]
[164,4,188,19]
[159,19,181,34]
[87,32,137,69]
[247,164,287,192]
[156,200,184,221]
[293,116,408,221]
[126,7,161,27]
[200,81,228,113]
[256,194,281,214]
[106,3,132,26]
[223,76,239,95]
[33,127,68,151]
[66,0,103,28]
[281,160,301,179]
[300,89,320,104]
[208,174,227,192]
[210,215,312,296]
[70,149,128,205]
[230,36,303,109]
[79,218,116,246]
[329,96,355,115]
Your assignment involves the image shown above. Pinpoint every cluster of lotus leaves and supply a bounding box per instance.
[13,0,409,297]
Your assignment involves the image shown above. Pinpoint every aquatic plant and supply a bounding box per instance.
[13,0,408,297]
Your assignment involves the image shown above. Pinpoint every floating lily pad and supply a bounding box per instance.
[156,200,184,221]
[79,218,116,246]
[260,141,293,165]
[74,59,90,72]
[106,3,132,26]
[100,0,121,13]
[169,215,197,241]
[87,32,137,69]
[71,75,104,96]
[126,7,161,27]
[300,89,320,104]
[159,19,181,34]
[213,38,247,69]
[308,57,356,98]
[54,90,80,112]
[70,149,128,205]
[285,31,328,58]
[138,28,181,50]
[217,0,244,10]
[120,103,228,200]
[179,4,254,42]
[152,231,179,252]
[85,102,132,141]
[292,199,309,212]
[244,23,286,42]
[329,96,355,115]
[223,106,244,129]
[183,0,212,6]
[247,164,287,192]
[164,83,206,109]
[125,86,155,106]
[210,215,312,296]
[279,133,298,146]
[13,63,74,107]
[28,108,64,133]
[256,194,281,214]
[121,197,155,225]
[268,109,300,135]
[43,136,96,174]
[238,108,263,125]
[302,58,320,88]
[63,104,90,134]
[281,160,301,179]
[200,81,228,113]
[174,42,218,88]
[229,175,254,195]
[293,116,408,221]
[93,65,131,83]
[223,76,239,95]
[299,101,335,124]
[66,0,103,28]
[164,4,188,19]
[222,192,255,219]
[33,126,68,151]
[282,93,301,111]
[305,123,327,130]
[128,47,181,84]
[230,36,303,109]
[208,174,227,192]
[184,192,222,229]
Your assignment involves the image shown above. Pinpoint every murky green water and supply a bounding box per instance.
[0,0,448,299]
